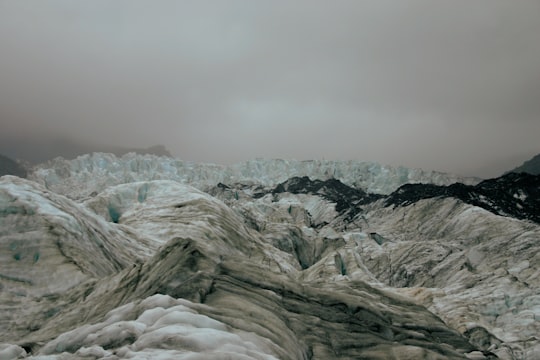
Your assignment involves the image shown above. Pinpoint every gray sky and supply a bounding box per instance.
[1,0,539,177]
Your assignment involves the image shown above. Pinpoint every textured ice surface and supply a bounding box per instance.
[0,176,481,359]
[210,181,540,359]
[0,176,151,294]
[360,198,540,358]
[2,158,538,359]
[0,176,159,349]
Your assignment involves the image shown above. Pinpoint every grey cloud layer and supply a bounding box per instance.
[1,0,539,177]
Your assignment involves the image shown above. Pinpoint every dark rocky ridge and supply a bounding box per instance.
[211,173,540,226]
[385,172,540,224]
[272,176,383,221]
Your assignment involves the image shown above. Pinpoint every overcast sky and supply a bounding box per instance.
[1,1,539,177]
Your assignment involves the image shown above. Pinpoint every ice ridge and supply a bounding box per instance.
[30,153,480,199]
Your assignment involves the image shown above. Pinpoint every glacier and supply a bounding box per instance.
[1,154,539,359]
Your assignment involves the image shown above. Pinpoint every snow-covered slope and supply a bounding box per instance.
[29,153,480,199]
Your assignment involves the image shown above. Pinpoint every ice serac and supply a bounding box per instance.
[29,153,480,199]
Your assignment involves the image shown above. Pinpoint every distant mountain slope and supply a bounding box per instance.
[509,153,540,175]
[0,154,26,177]
[0,137,171,164]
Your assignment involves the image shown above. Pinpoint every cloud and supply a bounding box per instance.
[1,0,539,177]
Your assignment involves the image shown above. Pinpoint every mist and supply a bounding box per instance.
[1,0,539,177]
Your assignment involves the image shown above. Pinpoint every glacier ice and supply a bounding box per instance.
[0,176,152,297]
[1,156,539,359]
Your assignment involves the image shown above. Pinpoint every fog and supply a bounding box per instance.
[1,0,539,177]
